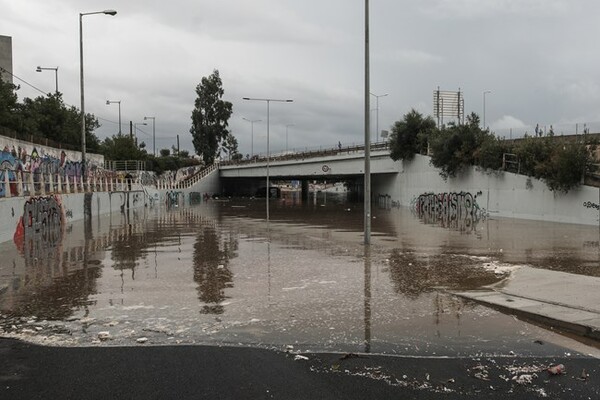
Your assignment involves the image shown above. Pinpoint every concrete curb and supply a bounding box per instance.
[453,290,600,341]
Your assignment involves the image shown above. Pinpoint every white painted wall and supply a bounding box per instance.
[373,154,600,226]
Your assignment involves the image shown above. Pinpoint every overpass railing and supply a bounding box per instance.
[220,141,390,167]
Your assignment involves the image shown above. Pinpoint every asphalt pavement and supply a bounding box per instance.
[1,338,598,399]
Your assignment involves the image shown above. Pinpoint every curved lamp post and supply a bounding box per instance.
[370,92,387,142]
[242,117,261,158]
[106,100,122,134]
[36,66,59,94]
[483,90,492,130]
[144,116,156,156]
[80,9,117,176]
[242,97,293,222]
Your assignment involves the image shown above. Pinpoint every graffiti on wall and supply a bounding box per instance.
[413,191,487,231]
[13,195,65,263]
[0,146,94,182]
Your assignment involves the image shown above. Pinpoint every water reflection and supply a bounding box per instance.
[192,224,236,314]
[363,246,371,353]
[0,198,598,357]
[387,248,507,299]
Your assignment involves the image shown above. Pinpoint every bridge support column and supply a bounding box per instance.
[301,180,309,201]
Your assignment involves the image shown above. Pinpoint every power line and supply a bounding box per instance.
[1,66,53,97]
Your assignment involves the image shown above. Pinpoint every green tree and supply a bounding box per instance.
[429,113,493,178]
[99,133,147,161]
[190,70,233,164]
[515,137,590,192]
[537,142,590,192]
[221,132,240,161]
[0,76,100,151]
[389,109,436,161]
[0,75,20,133]
[514,136,553,178]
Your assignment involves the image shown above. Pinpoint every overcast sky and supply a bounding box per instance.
[2,0,600,157]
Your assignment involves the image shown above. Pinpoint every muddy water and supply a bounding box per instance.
[1,193,599,357]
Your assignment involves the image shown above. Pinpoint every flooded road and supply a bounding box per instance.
[1,192,599,358]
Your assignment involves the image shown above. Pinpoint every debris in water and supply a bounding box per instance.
[512,374,535,385]
[339,353,361,361]
[294,355,309,361]
[577,369,589,381]
[547,364,565,375]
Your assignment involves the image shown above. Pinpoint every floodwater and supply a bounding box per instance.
[1,191,599,358]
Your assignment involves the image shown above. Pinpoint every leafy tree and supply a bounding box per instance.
[160,148,171,157]
[99,133,147,161]
[514,136,554,178]
[537,142,590,192]
[516,137,590,192]
[0,75,100,151]
[428,113,507,178]
[0,75,20,133]
[389,109,436,161]
[190,69,233,164]
[221,132,240,161]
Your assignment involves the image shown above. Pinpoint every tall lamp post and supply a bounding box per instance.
[242,97,293,221]
[242,117,261,158]
[370,92,387,143]
[80,9,117,177]
[364,0,371,245]
[106,100,122,134]
[133,122,147,146]
[36,66,59,94]
[483,90,492,130]
[285,124,294,153]
[144,116,156,156]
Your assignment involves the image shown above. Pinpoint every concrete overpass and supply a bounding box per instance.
[218,143,400,197]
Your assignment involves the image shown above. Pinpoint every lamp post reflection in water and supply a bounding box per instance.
[364,246,372,353]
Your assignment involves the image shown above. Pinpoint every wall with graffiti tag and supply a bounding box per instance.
[0,135,105,195]
[373,154,600,226]
[0,190,147,244]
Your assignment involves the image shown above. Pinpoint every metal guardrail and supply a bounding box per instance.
[220,142,390,167]
[104,160,147,171]
[0,164,219,198]
[155,164,218,190]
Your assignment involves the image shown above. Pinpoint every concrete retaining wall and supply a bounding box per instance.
[373,154,600,226]
[0,191,148,244]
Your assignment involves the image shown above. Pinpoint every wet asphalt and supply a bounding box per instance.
[1,338,598,399]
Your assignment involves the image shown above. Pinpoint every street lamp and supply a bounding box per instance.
[364,0,371,245]
[106,100,122,134]
[79,9,117,177]
[242,117,261,158]
[370,92,388,142]
[285,124,295,153]
[242,97,293,221]
[144,116,156,156]
[36,66,59,94]
[483,90,492,130]
[133,122,147,146]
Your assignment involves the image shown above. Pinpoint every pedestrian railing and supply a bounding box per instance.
[0,164,219,198]
[155,164,218,190]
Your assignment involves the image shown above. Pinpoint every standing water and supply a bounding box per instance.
[1,192,599,358]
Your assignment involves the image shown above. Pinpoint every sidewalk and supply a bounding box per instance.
[454,267,600,340]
